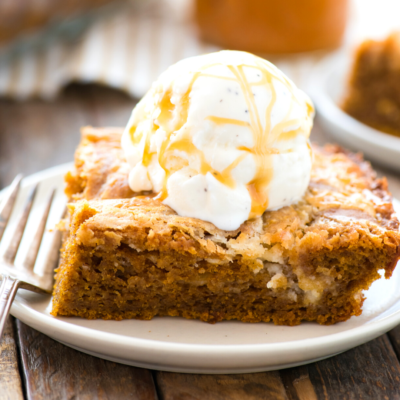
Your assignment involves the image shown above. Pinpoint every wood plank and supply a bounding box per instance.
[388,325,400,360]
[16,320,158,400]
[279,366,318,400]
[0,84,135,188]
[280,335,400,400]
[0,316,24,400]
[155,371,288,400]
[83,84,136,127]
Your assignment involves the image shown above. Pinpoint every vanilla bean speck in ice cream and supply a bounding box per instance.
[122,50,314,231]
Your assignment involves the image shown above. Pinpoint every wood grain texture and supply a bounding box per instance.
[388,324,400,361]
[280,366,318,400]
[0,84,135,188]
[281,335,400,400]
[155,371,288,400]
[16,320,158,400]
[0,316,24,400]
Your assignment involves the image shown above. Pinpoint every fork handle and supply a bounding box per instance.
[0,275,20,339]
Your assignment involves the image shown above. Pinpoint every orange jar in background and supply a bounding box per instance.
[194,0,349,54]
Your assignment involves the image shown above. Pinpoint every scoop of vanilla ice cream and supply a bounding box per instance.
[122,50,314,231]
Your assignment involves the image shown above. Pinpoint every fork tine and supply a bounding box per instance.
[22,189,55,270]
[39,205,66,291]
[42,226,62,277]
[0,174,23,242]
[3,183,39,264]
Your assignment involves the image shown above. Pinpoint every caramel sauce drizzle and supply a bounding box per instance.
[206,116,250,127]
[130,56,313,219]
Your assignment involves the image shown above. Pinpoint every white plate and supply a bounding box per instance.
[309,56,400,171]
[2,165,400,374]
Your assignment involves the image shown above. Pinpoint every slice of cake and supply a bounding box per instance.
[51,127,400,325]
[342,32,400,136]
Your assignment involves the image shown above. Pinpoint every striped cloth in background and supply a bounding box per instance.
[0,0,399,101]
[0,0,218,100]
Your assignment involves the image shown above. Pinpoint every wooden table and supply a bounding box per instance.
[1,84,400,400]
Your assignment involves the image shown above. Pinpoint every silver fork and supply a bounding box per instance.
[0,175,62,339]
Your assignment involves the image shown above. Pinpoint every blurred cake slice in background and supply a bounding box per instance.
[342,32,400,137]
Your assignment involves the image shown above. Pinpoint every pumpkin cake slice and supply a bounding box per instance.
[51,127,400,325]
[342,32,400,136]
